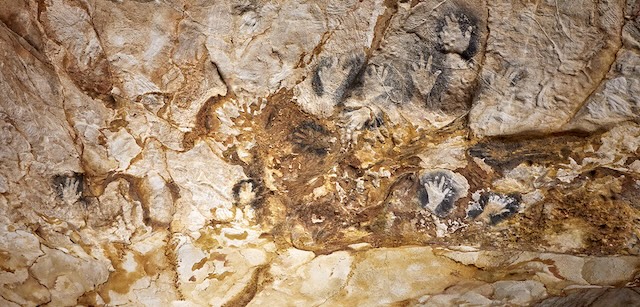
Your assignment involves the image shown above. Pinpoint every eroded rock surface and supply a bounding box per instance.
[1,0,640,306]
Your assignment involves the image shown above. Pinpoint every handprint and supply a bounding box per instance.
[423,174,454,213]
[365,63,409,104]
[483,63,527,101]
[312,54,365,101]
[61,176,82,206]
[339,104,386,144]
[439,14,473,55]
[410,54,442,97]
[312,57,335,97]
[418,170,467,217]
[362,64,393,102]
[466,192,520,225]
[290,120,332,156]
[366,64,391,88]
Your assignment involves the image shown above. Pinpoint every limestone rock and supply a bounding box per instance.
[2,0,640,306]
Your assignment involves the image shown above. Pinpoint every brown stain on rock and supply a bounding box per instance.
[225,231,249,240]
[97,238,171,303]
[76,290,101,306]
[184,93,238,151]
[0,250,14,273]
[97,244,137,303]
[222,266,267,307]
[468,132,597,173]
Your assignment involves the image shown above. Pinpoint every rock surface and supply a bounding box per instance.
[1,0,640,306]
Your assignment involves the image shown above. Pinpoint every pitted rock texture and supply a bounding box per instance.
[1,0,640,306]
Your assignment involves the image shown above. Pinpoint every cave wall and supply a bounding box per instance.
[1,0,640,305]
